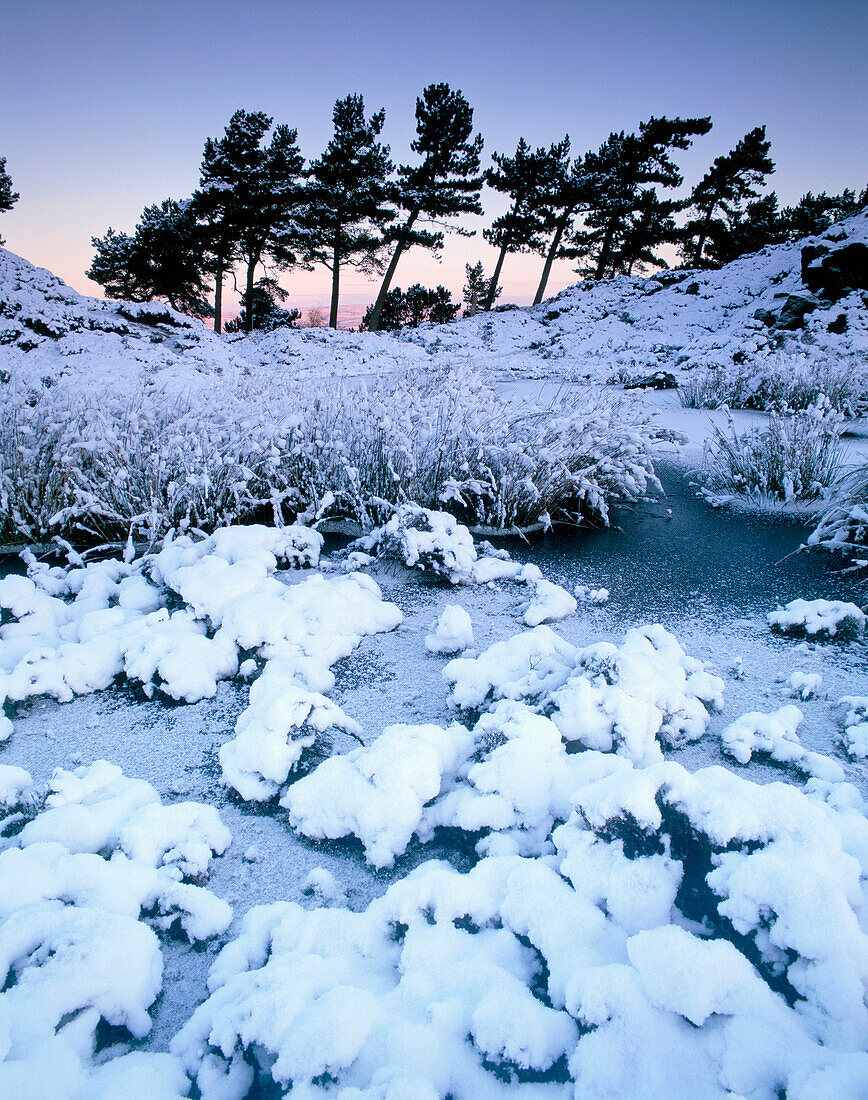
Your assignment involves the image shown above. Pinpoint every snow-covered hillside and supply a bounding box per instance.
[247,212,868,384]
[2,214,866,395]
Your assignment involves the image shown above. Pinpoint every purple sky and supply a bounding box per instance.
[1,0,865,319]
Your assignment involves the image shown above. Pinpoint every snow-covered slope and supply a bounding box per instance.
[2,214,866,396]
[388,212,868,381]
[0,249,246,395]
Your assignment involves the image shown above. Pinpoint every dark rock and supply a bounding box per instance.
[774,293,822,330]
[753,309,776,327]
[624,371,678,390]
[802,242,868,301]
[685,282,700,295]
[827,313,848,334]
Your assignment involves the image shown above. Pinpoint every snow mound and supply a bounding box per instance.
[220,660,362,801]
[720,704,844,780]
[783,670,823,699]
[425,604,474,654]
[0,760,230,1096]
[174,747,868,1098]
[839,696,868,759]
[361,504,478,584]
[446,623,723,767]
[519,563,578,626]
[768,597,866,640]
[283,722,475,868]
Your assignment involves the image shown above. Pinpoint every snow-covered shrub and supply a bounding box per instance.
[701,399,844,502]
[0,360,677,544]
[362,504,478,584]
[720,704,843,780]
[838,696,868,759]
[768,597,866,640]
[808,460,868,559]
[0,761,230,1095]
[271,364,677,533]
[679,354,863,414]
[176,753,868,1100]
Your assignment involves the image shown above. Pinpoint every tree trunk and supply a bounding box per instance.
[484,242,509,311]
[329,237,341,329]
[213,264,224,334]
[533,213,570,305]
[244,257,257,333]
[595,222,615,280]
[693,201,718,267]
[367,208,419,332]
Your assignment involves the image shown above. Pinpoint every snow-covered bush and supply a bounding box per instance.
[177,751,868,1100]
[0,361,677,545]
[808,461,868,559]
[679,354,863,414]
[838,696,868,759]
[362,504,478,584]
[768,597,866,640]
[0,761,230,1095]
[701,399,844,502]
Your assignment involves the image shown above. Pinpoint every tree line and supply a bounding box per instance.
[1,95,865,333]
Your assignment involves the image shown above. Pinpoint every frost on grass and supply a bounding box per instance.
[809,461,868,562]
[767,597,866,640]
[0,761,230,1096]
[720,704,844,781]
[177,752,868,1100]
[700,399,844,504]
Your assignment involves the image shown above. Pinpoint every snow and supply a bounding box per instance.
[425,603,474,653]
[361,504,479,585]
[768,597,866,639]
[720,704,845,780]
[0,761,230,1095]
[839,696,868,759]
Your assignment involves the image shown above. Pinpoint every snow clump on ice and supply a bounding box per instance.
[783,670,823,699]
[767,597,866,640]
[519,563,578,625]
[360,503,478,584]
[720,704,844,780]
[838,696,868,759]
[425,604,474,654]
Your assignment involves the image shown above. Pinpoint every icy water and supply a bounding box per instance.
[516,457,866,622]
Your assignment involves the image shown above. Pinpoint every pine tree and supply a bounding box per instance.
[225,277,300,332]
[706,192,786,264]
[568,116,712,279]
[361,284,459,330]
[463,261,500,315]
[0,156,19,246]
[483,138,567,309]
[681,126,774,267]
[306,94,395,328]
[781,188,866,240]
[192,110,308,333]
[88,198,211,317]
[527,137,582,305]
[366,83,484,331]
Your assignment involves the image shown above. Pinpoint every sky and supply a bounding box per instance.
[1,0,865,323]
